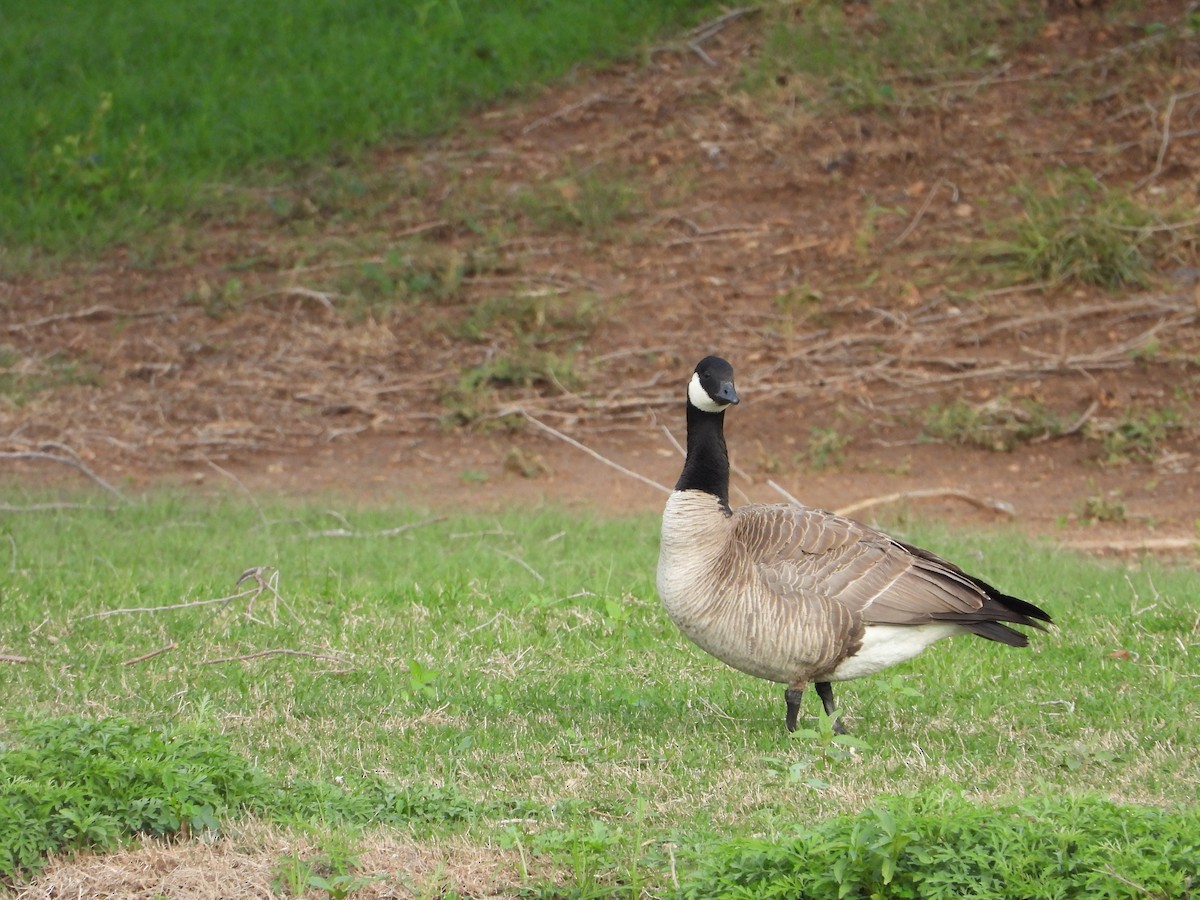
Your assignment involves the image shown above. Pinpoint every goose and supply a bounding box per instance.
[656,355,1053,733]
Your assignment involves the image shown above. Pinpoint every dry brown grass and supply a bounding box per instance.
[6,825,552,899]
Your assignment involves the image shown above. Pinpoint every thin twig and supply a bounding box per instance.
[518,410,670,495]
[199,648,352,666]
[204,457,268,531]
[493,548,545,583]
[522,92,609,134]
[890,179,954,247]
[301,516,444,539]
[4,304,174,333]
[0,502,100,512]
[76,586,260,621]
[121,643,178,666]
[1061,537,1197,554]
[251,286,338,311]
[0,450,125,502]
[1134,89,1200,191]
[1,653,34,664]
[835,488,1016,519]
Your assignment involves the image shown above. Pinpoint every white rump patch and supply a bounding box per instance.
[828,623,962,681]
[688,372,728,413]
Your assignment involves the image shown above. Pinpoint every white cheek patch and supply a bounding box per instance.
[688,372,728,413]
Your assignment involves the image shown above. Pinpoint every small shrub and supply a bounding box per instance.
[804,427,852,471]
[1088,406,1180,465]
[0,716,482,879]
[922,396,1059,451]
[678,794,1200,899]
[989,171,1164,289]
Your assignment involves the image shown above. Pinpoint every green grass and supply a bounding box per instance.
[984,170,1177,290]
[0,0,714,250]
[750,0,1043,112]
[2,491,1198,894]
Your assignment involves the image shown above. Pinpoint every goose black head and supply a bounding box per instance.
[688,356,739,413]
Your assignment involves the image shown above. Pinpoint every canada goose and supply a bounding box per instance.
[656,356,1053,733]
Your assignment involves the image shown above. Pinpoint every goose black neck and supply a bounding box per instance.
[676,402,731,512]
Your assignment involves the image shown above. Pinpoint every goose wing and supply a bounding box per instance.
[732,503,1048,638]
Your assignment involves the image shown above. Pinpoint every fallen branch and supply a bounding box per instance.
[1134,88,1200,191]
[4,304,174,333]
[835,488,1016,519]
[251,286,338,312]
[768,480,1015,518]
[78,566,277,622]
[0,449,125,502]
[301,516,444,539]
[76,588,259,621]
[121,643,178,667]
[1061,537,1197,555]
[518,410,670,495]
[493,547,545,583]
[890,179,956,247]
[199,648,352,666]
[522,92,610,135]
[1,653,33,664]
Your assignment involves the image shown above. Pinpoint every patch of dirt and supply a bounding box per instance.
[3,1,1200,560]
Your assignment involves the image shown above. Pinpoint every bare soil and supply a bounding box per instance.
[3,5,1200,554]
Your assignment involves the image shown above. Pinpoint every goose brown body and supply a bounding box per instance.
[656,356,1053,732]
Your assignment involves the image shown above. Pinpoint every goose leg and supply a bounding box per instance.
[784,685,805,732]
[815,681,847,735]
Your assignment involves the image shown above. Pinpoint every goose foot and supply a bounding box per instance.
[815,681,847,735]
[784,686,804,733]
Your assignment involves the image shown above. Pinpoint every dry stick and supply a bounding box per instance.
[251,286,338,312]
[76,585,262,621]
[769,478,1015,518]
[1063,537,1197,555]
[0,450,125,502]
[835,488,1016,519]
[522,92,609,135]
[121,643,178,667]
[890,179,955,247]
[200,648,352,666]
[302,516,445,539]
[0,502,96,512]
[4,304,174,333]
[519,410,670,495]
[1,653,33,664]
[203,457,269,531]
[1134,89,1200,191]
[494,548,546,583]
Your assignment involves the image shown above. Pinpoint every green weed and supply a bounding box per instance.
[804,426,852,471]
[986,171,1165,289]
[515,170,641,242]
[1079,493,1127,524]
[1088,405,1180,465]
[677,794,1200,899]
[0,349,102,406]
[921,395,1060,451]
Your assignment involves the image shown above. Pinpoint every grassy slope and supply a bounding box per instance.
[0,0,713,247]
[2,493,1198,891]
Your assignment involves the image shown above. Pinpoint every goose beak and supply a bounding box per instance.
[717,382,739,405]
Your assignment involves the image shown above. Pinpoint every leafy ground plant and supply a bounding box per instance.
[984,170,1181,289]
[677,793,1200,899]
[921,395,1060,452]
